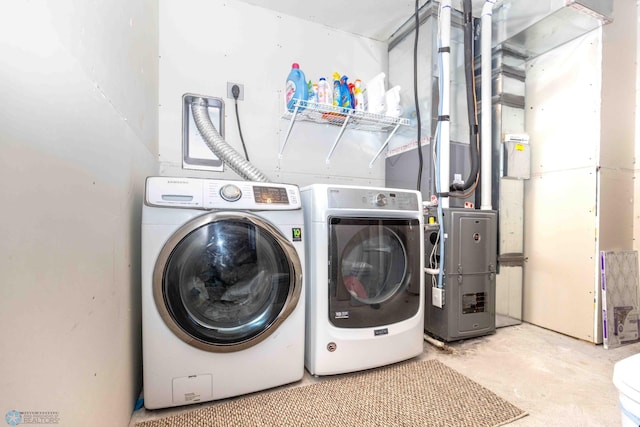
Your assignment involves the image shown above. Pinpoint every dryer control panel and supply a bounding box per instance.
[327,187,420,211]
[145,177,301,210]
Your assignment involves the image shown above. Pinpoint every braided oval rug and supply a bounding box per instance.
[135,359,527,427]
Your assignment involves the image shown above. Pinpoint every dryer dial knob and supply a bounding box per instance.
[220,184,242,202]
[374,193,387,207]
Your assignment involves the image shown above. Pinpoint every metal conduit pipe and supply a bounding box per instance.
[191,97,270,183]
[480,0,496,210]
[436,0,452,290]
[438,0,452,210]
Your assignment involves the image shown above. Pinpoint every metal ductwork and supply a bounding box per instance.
[492,0,612,60]
[486,0,613,231]
[486,0,612,327]
[386,0,613,329]
[386,0,612,205]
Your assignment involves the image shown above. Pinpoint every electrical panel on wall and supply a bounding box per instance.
[503,134,530,179]
[182,94,224,172]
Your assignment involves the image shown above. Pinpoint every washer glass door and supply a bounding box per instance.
[328,217,421,328]
[153,212,301,352]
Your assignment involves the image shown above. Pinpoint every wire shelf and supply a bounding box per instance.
[279,98,410,165]
[281,99,409,132]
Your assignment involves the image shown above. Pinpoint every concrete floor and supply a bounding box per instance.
[130,323,640,426]
[424,323,639,426]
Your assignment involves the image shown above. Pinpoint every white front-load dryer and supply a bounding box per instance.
[301,184,424,376]
[142,176,305,409]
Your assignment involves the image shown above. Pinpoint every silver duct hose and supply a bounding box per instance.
[190,97,270,183]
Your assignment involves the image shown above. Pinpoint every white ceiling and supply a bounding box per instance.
[237,0,492,42]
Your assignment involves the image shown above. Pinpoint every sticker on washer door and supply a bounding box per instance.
[335,311,349,319]
[292,227,302,242]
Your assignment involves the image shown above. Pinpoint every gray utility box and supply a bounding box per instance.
[424,208,498,342]
[504,139,531,179]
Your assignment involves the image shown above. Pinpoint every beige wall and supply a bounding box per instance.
[523,29,602,342]
[0,1,158,426]
[635,0,640,252]
[523,0,637,343]
[158,0,391,188]
[600,0,636,251]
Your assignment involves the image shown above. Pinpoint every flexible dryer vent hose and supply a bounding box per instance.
[191,97,270,183]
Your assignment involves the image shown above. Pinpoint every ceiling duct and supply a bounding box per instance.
[493,0,613,59]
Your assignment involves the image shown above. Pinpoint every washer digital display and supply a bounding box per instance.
[253,186,289,204]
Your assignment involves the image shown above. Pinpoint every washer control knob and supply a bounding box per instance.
[374,193,387,207]
[220,184,242,202]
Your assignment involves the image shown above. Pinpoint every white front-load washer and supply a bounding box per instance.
[301,184,424,376]
[142,176,305,409]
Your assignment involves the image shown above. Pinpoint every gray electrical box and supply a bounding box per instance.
[424,208,497,342]
[503,138,530,179]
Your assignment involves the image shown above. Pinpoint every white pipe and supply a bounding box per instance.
[480,0,496,210]
[439,0,452,209]
[423,333,446,349]
[435,0,452,290]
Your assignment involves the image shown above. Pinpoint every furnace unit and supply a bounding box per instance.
[424,208,497,342]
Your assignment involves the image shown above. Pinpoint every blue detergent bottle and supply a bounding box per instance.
[332,72,341,107]
[285,63,308,112]
[339,75,352,110]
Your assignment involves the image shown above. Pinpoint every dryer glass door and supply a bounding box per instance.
[328,217,421,328]
[153,212,302,352]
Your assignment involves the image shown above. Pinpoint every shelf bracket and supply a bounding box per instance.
[325,112,352,164]
[279,105,300,159]
[368,122,402,168]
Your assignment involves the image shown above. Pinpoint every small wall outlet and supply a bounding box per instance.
[227,82,244,101]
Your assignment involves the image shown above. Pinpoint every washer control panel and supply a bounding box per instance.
[145,177,300,210]
[220,183,242,202]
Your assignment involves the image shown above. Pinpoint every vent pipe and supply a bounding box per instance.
[480,0,496,210]
[190,97,270,183]
[437,0,452,209]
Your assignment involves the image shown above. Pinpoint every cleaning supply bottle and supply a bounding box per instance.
[317,77,333,105]
[285,63,308,112]
[339,75,352,110]
[354,79,364,111]
[384,85,402,117]
[348,82,356,110]
[307,80,319,104]
[332,72,341,108]
[364,72,386,115]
